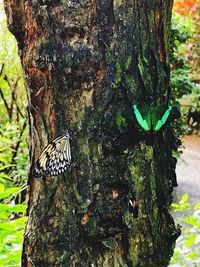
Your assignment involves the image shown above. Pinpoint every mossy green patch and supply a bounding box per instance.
[125,75,137,91]
[125,56,132,71]
[112,62,122,89]
[102,237,118,250]
[115,113,127,130]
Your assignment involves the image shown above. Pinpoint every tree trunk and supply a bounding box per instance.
[4,0,180,266]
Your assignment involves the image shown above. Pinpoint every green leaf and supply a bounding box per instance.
[185,234,196,248]
[188,251,197,260]
[0,165,15,171]
[181,193,188,203]
[0,173,12,181]
[194,202,200,211]
[182,216,200,227]
[0,187,20,200]
[0,183,4,192]
[0,203,26,214]
[171,203,180,208]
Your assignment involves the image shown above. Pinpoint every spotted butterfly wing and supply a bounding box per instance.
[33,133,71,178]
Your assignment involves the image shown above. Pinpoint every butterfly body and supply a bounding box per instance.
[33,133,71,178]
[132,104,177,132]
[129,195,138,218]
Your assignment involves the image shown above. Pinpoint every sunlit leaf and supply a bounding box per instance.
[185,234,196,248]
[0,187,20,200]
[0,183,4,192]
[182,216,199,227]
[0,173,12,182]
[181,193,188,203]
[0,203,26,214]
[194,202,200,211]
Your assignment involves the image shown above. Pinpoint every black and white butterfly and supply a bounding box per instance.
[32,132,71,178]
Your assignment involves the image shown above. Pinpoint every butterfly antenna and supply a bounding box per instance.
[65,130,72,139]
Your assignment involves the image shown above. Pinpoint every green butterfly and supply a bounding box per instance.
[132,104,179,132]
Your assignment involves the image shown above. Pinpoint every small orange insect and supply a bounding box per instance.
[81,213,89,225]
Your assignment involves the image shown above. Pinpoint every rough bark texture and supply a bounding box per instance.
[4,0,180,266]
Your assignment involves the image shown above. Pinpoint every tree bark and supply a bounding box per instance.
[4,0,180,266]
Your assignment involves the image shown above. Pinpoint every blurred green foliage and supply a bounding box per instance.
[0,3,27,185]
[0,2,27,266]
[170,194,200,267]
[170,12,200,134]
[0,184,27,267]
[170,5,200,263]
[170,13,195,99]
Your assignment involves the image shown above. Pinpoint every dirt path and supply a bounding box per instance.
[174,135,200,204]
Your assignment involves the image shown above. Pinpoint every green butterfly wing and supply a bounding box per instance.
[132,105,150,131]
[153,106,173,131]
[133,104,180,132]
